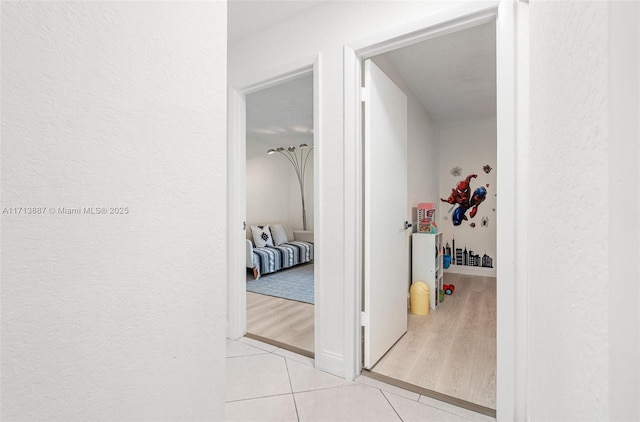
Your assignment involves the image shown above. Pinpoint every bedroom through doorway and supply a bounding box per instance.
[244,72,315,357]
[360,19,498,417]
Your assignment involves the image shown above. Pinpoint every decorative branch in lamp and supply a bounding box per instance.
[267,144,313,230]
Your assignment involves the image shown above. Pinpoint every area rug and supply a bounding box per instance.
[246,262,314,304]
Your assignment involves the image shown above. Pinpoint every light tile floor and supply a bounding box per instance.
[226,337,496,422]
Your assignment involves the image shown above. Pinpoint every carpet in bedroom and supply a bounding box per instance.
[246,262,314,304]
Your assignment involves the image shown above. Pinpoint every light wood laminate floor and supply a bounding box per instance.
[246,273,496,409]
[246,291,314,354]
[371,273,496,409]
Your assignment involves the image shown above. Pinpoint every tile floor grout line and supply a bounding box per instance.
[291,382,362,395]
[236,339,280,352]
[380,390,405,422]
[283,358,301,421]
[356,387,419,402]
[224,392,296,404]
[225,352,270,359]
[365,370,495,420]
[416,395,484,420]
[226,340,492,421]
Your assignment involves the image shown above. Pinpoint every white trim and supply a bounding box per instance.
[342,45,362,380]
[495,1,530,420]
[229,54,319,94]
[343,1,529,419]
[608,2,640,420]
[311,55,330,371]
[348,1,499,58]
[514,1,530,420]
[444,266,497,277]
[226,87,247,340]
[226,55,324,366]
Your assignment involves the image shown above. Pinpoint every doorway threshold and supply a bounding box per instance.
[245,332,314,359]
[361,370,496,419]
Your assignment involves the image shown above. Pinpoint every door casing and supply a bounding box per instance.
[227,55,322,359]
[342,1,529,420]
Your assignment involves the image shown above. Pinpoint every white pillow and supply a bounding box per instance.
[271,224,289,246]
[251,225,274,247]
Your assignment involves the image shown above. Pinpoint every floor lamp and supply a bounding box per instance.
[267,143,313,230]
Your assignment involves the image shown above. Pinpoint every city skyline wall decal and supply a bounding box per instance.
[443,239,494,268]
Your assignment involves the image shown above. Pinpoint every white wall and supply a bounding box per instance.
[528,1,639,421]
[438,119,496,276]
[246,135,314,231]
[1,2,227,421]
[246,137,293,226]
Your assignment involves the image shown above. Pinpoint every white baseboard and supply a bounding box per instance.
[444,265,496,277]
[315,350,345,378]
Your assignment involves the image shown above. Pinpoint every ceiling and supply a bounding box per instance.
[234,4,495,140]
[379,21,496,124]
[246,72,313,147]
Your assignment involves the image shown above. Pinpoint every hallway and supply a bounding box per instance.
[225,337,495,421]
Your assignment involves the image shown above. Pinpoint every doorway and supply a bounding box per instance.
[244,73,315,357]
[227,56,322,362]
[362,21,497,415]
[344,2,528,420]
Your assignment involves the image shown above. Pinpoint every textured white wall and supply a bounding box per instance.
[529,2,610,420]
[438,119,496,276]
[1,2,227,421]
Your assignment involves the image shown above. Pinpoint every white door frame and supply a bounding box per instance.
[343,1,529,420]
[227,55,322,356]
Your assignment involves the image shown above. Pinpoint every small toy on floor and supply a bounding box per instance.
[444,284,455,295]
